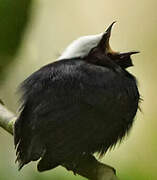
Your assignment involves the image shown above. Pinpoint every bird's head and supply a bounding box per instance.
[58,22,139,69]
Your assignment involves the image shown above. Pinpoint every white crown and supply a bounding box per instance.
[58,33,103,60]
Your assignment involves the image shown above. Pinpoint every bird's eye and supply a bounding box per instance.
[106,53,117,60]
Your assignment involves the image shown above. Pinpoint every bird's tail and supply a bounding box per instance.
[14,113,44,170]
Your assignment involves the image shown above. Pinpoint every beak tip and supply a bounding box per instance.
[106,21,116,33]
[130,51,140,55]
[119,51,140,58]
[112,21,117,24]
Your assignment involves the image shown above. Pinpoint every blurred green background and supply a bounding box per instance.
[0,0,156,179]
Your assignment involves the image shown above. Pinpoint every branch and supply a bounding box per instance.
[0,104,16,135]
[0,103,118,180]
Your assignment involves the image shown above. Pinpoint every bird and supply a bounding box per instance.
[14,22,140,172]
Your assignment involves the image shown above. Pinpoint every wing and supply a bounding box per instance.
[14,59,139,170]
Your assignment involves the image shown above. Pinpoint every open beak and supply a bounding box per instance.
[98,21,116,53]
[119,51,140,58]
[96,22,140,68]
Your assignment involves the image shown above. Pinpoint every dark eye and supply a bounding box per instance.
[107,53,118,60]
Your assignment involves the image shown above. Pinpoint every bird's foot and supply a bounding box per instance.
[63,161,78,175]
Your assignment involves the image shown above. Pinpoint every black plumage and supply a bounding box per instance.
[14,23,140,172]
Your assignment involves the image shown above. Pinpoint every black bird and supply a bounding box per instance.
[14,22,140,172]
